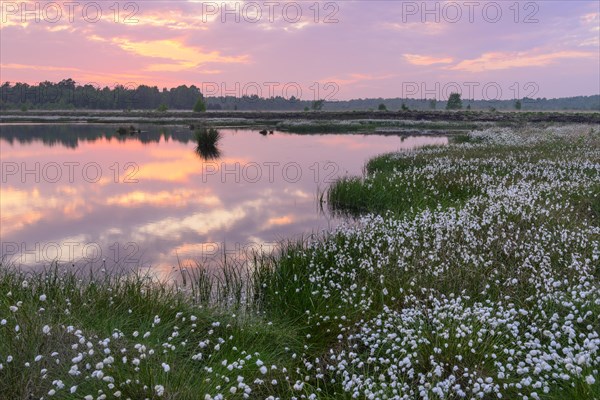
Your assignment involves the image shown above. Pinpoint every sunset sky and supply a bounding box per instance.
[1,0,599,100]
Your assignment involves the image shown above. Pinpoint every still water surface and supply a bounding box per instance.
[0,124,447,276]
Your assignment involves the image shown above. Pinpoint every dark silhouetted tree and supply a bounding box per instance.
[311,99,325,111]
[193,96,206,112]
[446,93,463,110]
[515,100,522,110]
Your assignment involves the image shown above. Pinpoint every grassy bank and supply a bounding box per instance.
[274,119,479,134]
[2,124,599,399]
[2,110,599,125]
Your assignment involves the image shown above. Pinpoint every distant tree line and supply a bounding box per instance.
[331,95,600,112]
[0,79,203,111]
[1,79,598,111]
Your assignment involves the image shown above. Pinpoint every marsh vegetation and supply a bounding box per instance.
[1,123,599,399]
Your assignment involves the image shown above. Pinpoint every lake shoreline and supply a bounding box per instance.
[2,109,600,125]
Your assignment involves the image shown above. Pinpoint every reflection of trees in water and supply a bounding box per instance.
[194,128,222,161]
[0,125,194,148]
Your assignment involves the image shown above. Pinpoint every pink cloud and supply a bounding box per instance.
[0,63,81,72]
[404,54,454,66]
[449,50,597,72]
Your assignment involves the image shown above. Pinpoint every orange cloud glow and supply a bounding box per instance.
[105,189,220,208]
[111,38,249,71]
[0,188,44,235]
[266,215,294,226]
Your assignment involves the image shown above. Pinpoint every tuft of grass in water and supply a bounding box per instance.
[194,128,222,145]
[194,128,222,160]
